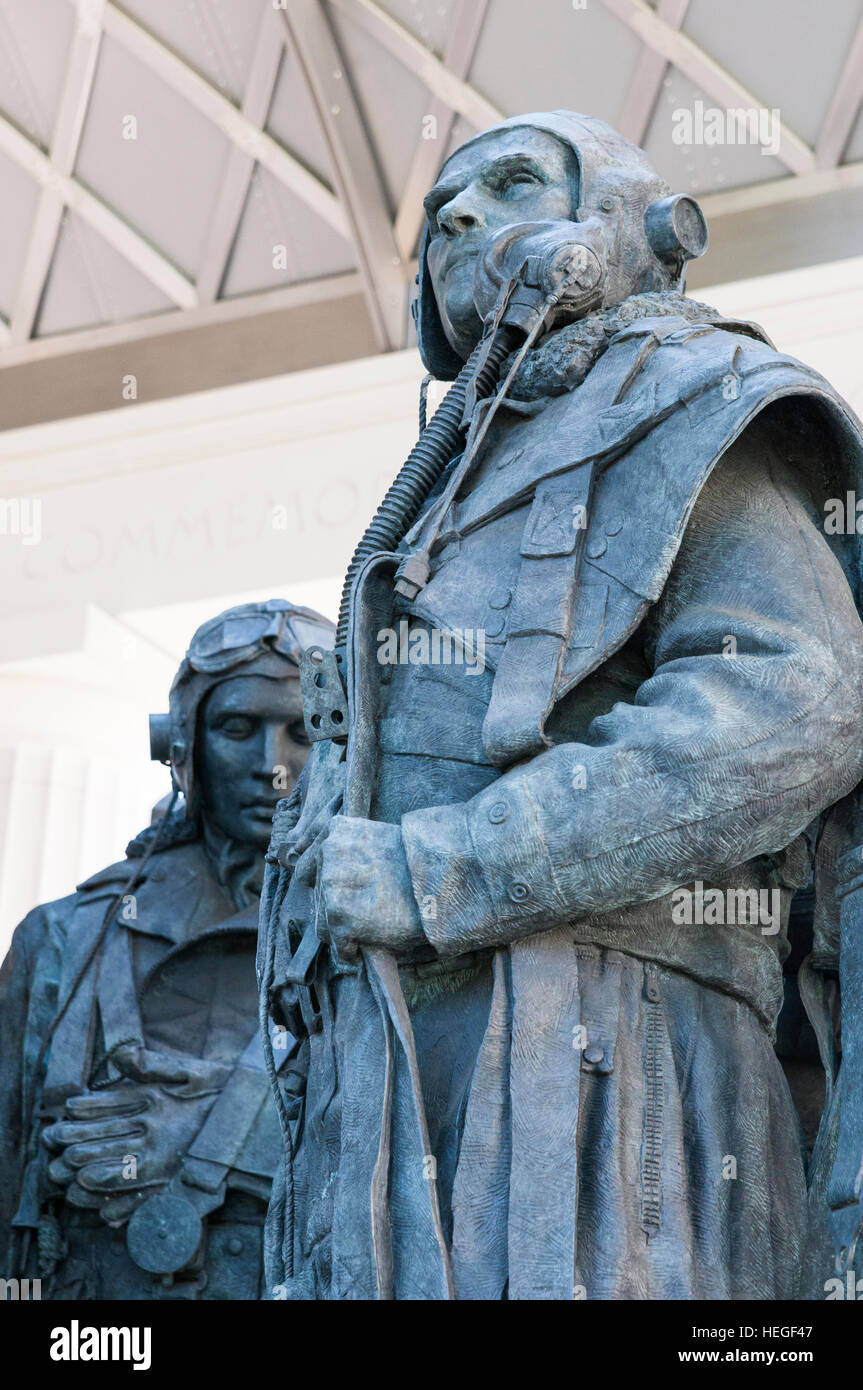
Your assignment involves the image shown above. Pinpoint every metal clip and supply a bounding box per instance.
[643,962,661,1003]
[300,646,348,744]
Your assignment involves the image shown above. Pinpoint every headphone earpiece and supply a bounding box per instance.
[644,194,708,266]
[148,713,173,764]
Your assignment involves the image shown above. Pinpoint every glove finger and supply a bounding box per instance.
[61,1139,140,1171]
[45,1116,146,1149]
[290,792,344,864]
[111,1044,194,1087]
[115,1044,228,1093]
[65,1090,149,1121]
[77,1160,166,1194]
[98,1191,156,1227]
[63,1182,105,1210]
[47,1155,77,1185]
[294,840,322,887]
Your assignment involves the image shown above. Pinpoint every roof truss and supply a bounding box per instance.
[0,0,861,361]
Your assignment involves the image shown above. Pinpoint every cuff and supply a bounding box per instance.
[401,766,569,956]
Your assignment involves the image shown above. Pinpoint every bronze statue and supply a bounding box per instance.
[0,599,333,1299]
[260,113,863,1300]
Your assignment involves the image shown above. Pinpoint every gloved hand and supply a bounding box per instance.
[42,1042,231,1226]
[317,816,428,958]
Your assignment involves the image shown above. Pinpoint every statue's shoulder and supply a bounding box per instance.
[539,307,858,468]
[75,857,137,896]
[3,896,75,976]
[589,311,807,403]
[69,830,205,905]
[612,309,845,407]
[468,310,839,531]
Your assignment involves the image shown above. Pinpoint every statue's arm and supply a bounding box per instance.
[0,906,52,1274]
[401,429,863,957]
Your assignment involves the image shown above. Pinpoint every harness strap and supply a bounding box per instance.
[184,1030,284,1191]
[42,899,111,1105]
[483,461,596,765]
[97,920,145,1077]
[343,550,455,1299]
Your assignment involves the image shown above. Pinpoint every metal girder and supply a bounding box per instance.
[699,158,863,218]
[280,0,407,352]
[0,272,364,369]
[393,0,490,262]
[195,4,286,303]
[9,0,105,343]
[815,14,863,169]
[98,1,349,238]
[601,0,817,176]
[615,0,690,146]
[329,0,502,132]
[0,112,198,315]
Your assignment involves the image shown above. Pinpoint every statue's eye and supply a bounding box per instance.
[218,715,255,740]
[503,171,538,193]
[288,719,310,748]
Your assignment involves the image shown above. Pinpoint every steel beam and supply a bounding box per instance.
[195,4,286,302]
[0,112,198,310]
[100,1,348,237]
[601,0,816,175]
[9,0,105,342]
[615,0,690,146]
[393,0,491,261]
[329,0,501,131]
[281,0,407,351]
[815,14,863,168]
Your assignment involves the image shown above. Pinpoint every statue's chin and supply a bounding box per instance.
[441,303,484,361]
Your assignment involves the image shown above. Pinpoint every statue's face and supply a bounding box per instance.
[424,128,578,359]
[196,674,309,852]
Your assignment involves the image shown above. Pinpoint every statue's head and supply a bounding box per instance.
[415,110,708,377]
[150,600,334,853]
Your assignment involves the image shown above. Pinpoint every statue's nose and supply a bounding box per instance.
[438,190,485,237]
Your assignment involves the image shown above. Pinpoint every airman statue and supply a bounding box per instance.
[260,113,863,1300]
[0,598,333,1300]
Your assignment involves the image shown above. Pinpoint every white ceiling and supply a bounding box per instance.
[1,0,862,402]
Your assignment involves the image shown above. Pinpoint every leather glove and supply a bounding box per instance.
[43,1042,231,1226]
[317,816,428,957]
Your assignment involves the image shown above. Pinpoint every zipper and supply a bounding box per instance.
[641,962,664,1237]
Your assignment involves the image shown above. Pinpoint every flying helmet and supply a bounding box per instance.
[414,110,709,379]
[149,599,335,818]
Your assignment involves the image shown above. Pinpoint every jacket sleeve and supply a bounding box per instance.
[400,424,863,957]
[0,908,51,1274]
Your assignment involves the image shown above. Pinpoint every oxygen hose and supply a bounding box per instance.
[334,328,517,653]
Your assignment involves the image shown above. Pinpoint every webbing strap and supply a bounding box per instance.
[483,461,596,765]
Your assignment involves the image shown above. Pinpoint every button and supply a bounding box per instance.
[605,516,624,536]
[507,880,530,903]
[488,801,509,824]
[227,1237,244,1256]
[587,537,607,559]
[583,1044,604,1065]
[489,587,512,610]
[486,616,506,639]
